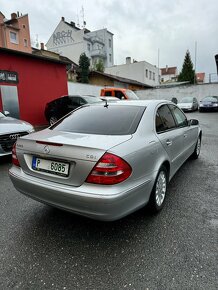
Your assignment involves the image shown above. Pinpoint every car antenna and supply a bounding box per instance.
[103,99,109,108]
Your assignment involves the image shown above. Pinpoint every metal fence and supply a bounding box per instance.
[204,73,218,83]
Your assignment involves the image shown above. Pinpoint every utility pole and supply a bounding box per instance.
[194,41,197,84]
[157,48,160,84]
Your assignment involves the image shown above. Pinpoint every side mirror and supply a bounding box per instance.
[189,119,199,126]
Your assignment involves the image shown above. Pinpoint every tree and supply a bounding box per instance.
[93,58,104,73]
[178,50,196,84]
[77,53,90,83]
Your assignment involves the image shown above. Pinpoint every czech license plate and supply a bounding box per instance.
[32,157,69,177]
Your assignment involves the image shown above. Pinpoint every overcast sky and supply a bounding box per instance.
[2,0,218,75]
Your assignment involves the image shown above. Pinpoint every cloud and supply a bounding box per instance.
[1,0,218,74]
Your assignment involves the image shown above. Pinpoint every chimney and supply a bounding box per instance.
[70,21,75,27]
[126,57,131,65]
[61,16,65,21]
[11,13,17,20]
[40,43,45,50]
[166,65,168,72]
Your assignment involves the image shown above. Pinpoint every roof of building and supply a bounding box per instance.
[63,18,112,35]
[0,47,72,65]
[3,13,28,24]
[160,67,177,75]
[63,19,91,33]
[90,71,152,88]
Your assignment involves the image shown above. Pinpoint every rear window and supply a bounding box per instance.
[81,96,103,103]
[125,90,139,100]
[51,105,145,135]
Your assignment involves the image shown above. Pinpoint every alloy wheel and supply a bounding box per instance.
[155,171,167,207]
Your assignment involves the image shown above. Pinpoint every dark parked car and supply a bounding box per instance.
[171,97,178,104]
[199,96,218,112]
[44,95,103,125]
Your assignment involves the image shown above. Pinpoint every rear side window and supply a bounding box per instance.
[51,105,145,135]
[105,91,112,96]
[156,105,176,133]
[115,91,125,99]
[169,105,188,127]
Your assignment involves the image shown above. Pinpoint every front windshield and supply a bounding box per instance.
[202,96,218,102]
[180,97,193,103]
[125,90,139,100]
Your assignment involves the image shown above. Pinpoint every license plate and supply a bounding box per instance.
[32,157,69,177]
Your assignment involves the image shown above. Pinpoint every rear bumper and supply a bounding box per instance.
[9,166,153,221]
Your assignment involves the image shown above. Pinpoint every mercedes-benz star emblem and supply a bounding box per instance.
[44,145,50,154]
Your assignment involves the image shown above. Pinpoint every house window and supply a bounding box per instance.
[87,43,91,51]
[109,53,112,62]
[24,39,28,47]
[145,69,148,78]
[10,31,18,44]
[153,72,155,81]
[109,39,111,48]
[149,71,152,80]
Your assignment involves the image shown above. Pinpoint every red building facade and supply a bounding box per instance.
[0,48,69,125]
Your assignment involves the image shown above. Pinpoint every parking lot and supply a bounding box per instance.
[0,111,217,290]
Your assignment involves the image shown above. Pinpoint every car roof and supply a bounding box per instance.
[88,99,171,107]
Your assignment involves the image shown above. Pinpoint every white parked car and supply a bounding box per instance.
[177,97,199,112]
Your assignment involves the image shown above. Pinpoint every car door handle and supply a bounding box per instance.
[166,140,172,146]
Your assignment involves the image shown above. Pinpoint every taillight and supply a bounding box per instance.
[12,143,20,167]
[86,153,132,185]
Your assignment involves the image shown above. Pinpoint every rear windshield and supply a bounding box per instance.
[81,96,103,103]
[51,105,145,135]
[125,90,139,100]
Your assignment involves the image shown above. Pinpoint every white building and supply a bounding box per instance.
[105,57,159,87]
[160,66,178,83]
[46,17,114,67]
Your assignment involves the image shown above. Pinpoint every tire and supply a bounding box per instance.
[148,166,168,213]
[191,135,201,159]
[49,116,58,125]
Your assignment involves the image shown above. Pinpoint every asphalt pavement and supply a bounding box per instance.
[0,112,217,290]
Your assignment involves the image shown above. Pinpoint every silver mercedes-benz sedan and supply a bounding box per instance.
[9,100,202,221]
[0,111,34,157]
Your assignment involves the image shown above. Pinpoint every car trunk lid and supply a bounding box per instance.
[16,129,132,187]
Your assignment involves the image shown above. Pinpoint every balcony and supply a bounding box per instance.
[90,36,104,45]
[90,49,107,58]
